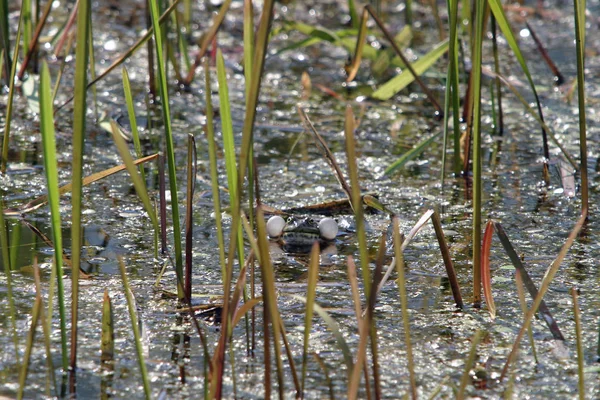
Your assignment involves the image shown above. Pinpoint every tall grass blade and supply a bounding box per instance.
[393,217,417,399]
[203,60,226,281]
[470,0,485,308]
[100,289,115,368]
[385,131,442,175]
[446,0,461,176]
[17,295,42,400]
[69,0,91,374]
[22,0,32,58]
[500,214,586,380]
[40,61,69,371]
[431,208,463,308]
[184,0,232,84]
[184,134,196,300]
[573,0,588,217]
[571,287,584,399]
[346,8,368,82]
[344,106,370,295]
[0,0,10,82]
[109,121,159,232]
[121,67,146,180]
[487,0,550,180]
[515,270,538,363]
[118,256,152,399]
[481,220,496,319]
[17,0,53,80]
[1,11,22,173]
[457,329,482,399]
[301,242,320,395]
[148,0,183,298]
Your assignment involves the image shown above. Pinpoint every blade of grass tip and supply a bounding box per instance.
[500,213,586,380]
[17,0,53,80]
[101,289,115,369]
[40,61,69,371]
[487,0,551,181]
[33,263,57,396]
[184,134,196,301]
[515,270,538,364]
[109,122,159,232]
[1,11,23,173]
[431,208,463,308]
[347,256,372,400]
[255,209,286,397]
[148,0,184,298]
[69,0,91,375]
[346,7,368,82]
[481,220,496,319]
[384,131,442,176]
[118,256,152,399]
[493,221,564,340]
[183,0,232,85]
[17,294,42,400]
[573,0,588,217]
[122,67,146,181]
[470,0,485,308]
[393,217,417,399]
[344,105,370,296]
[457,329,483,399]
[203,59,226,282]
[572,287,585,399]
[301,242,320,395]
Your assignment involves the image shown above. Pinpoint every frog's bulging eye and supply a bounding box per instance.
[267,216,285,238]
[318,217,338,240]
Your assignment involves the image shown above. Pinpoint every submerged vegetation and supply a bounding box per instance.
[0,0,599,398]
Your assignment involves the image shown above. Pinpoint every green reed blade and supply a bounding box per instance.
[22,0,31,58]
[122,67,146,181]
[446,0,461,176]
[70,0,90,372]
[571,288,584,399]
[1,8,22,173]
[109,121,159,232]
[16,0,53,81]
[346,8,368,82]
[0,195,19,365]
[470,0,485,307]
[574,0,588,216]
[0,0,10,81]
[40,61,69,371]
[118,256,152,399]
[344,106,370,296]
[515,270,538,364]
[55,0,182,113]
[347,256,369,400]
[101,289,115,370]
[17,295,42,400]
[393,217,417,399]
[385,131,441,176]
[288,294,354,375]
[301,242,320,395]
[148,0,183,298]
[457,329,482,399]
[487,0,551,164]
[87,8,98,119]
[203,60,226,281]
[371,39,448,101]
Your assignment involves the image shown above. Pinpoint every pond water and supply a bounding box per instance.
[2,0,600,398]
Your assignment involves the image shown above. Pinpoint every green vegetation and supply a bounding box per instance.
[0,1,595,398]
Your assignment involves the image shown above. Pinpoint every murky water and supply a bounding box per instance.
[2,0,600,398]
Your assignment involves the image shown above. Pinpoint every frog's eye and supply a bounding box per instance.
[267,216,286,238]
[318,217,338,240]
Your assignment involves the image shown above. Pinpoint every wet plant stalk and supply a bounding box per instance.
[184,134,196,300]
[573,0,588,217]
[69,0,91,374]
[393,217,417,399]
[17,295,42,400]
[571,288,584,399]
[301,242,320,395]
[118,257,151,399]
[40,61,68,371]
